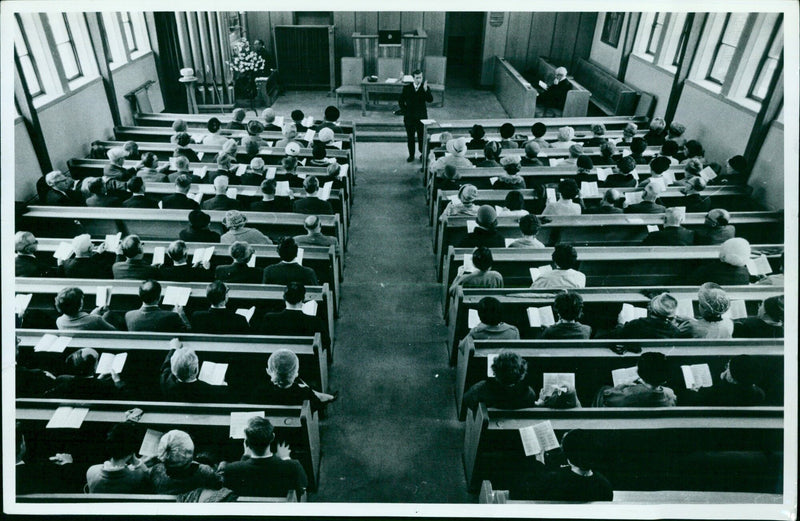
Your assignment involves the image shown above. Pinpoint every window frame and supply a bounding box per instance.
[14,14,45,98]
[120,11,139,54]
[705,12,747,85]
[48,12,84,81]
[645,12,664,56]
[747,15,782,102]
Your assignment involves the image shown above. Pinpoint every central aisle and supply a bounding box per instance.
[312,143,471,503]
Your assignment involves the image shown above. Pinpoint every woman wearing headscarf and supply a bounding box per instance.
[431,137,475,176]
[494,156,527,190]
[440,184,480,221]
[676,283,734,338]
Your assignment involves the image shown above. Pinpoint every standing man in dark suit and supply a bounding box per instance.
[399,69,433,163]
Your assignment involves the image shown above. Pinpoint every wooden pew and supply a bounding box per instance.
[441,244,784,309]
[17,329,328,395]
[20,207,347,253]
[436,211,783,279]
[573,58,641,116]
[18,491,301,502]
[455,337,784,420]
[34,237,342,314]
[420,116,648,175]
[533,57,592,117]
[134,111,355,134]
[66,158,353,209]
[464,403,783,493]
[446,286,784,364]
[15,278,337,362]
[478,480,783,504]
[17,398,321,491]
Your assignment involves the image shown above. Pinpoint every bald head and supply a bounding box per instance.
[664,207,685,227]
[602,188,621,206]
[304,215,321,233]
[214,174,229,194]
[706,208,730,227]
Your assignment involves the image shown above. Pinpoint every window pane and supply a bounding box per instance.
[56,42,79,79]
[121,12,137,51]
[20,56,42,96]
[47,13,69,43]
[646,14,663,55]
[722,13,747,45]
[709,44,735,82]
[768,24,783,58]
[751,59,777,100]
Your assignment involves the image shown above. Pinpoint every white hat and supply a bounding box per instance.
[318,127,335,143]
[285,142,301,156]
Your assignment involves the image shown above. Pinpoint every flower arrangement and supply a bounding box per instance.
[228,38,266,75]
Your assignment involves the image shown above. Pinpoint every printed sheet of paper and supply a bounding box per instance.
[724,299,748,320]
[304,129,316,142]
[139,429,163,457]
[543,373,575,391]
[194,166,208,179]
[745,255,773,276]
[612,366,639,387]
[104,233,122,251]
[318,181,333,201]
[53,242,73,261]
[230,411,265,439]
[486,353,498,377]
[596,167,612,182]
[191,192,204,204]
[332,141,343,149]
[226,187,238,199]
[96,352,127,375]
[618,303,648,324]
[699,166,717,181]
[275,181,291,197]
[302,116,316,127]
[662,170,676,185]
[648,177,667,194]
[533,420,560,452]
[198,361,228,386]
[162,286,192,307]
[682,363,713,389]
[15,294,32,315]
[247,253,257,268]
[624,191,644,206]
[236,164,248,177]
[519,425,542,456]
[580,181,599,198]
[339,164,349,179]
[302,300,318,317]
[527,306,555,328]
[504,238,517,247]
[236,306,256,323]
[463,254,476,273]
[294,248,305,266]
[34,334,72,353]
[529,265,553,282]
[546,188,557,203]
[266,167,277,180]
[646,225,660,233]
[466,220,477,233]
[46,407,89,429]
[676,299,695,318]
[489,177,499,185]
[96,286,112,307]
[151,246,166,266]
[448,194,460,204]
[468,308,480,329]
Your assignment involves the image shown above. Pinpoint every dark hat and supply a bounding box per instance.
[476,205,497,228]
[650,155,671,174]
[247,120,263,135]
[728,355,762,386]
[763,295,783,322]
[728,155,748,173]
[576,155,594,170]
[531,122,547,137]
[188,209,211,228]
[637,351,669,386]
[617,155,637,174]
[500,123,516,139]
[470,124,485,139]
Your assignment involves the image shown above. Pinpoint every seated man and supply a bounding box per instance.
[507,214,545,248]
[540,291,591,339]
[85,177,123,207]
[562,143,584,166]
[643,117,667,146]
[250,179,291,213]
[59,233,116,279]
[45,347,126,399]
[459,297,520,346]
[457,205,505,249]
[256,282,330,351]
[598,293,680,343]
[156,240,212,282]
[292,176,334,215]
[202,175,241,211]
[160,340,228,402]
[536,66,572,116]
[678,176,711,213]
[158,174,200,210]
[733,295,783,338]
[641,207,694,246]
[221,416,307,498]
[170,118,188,143]
[221,209,272,245]
[276,123,301,150]
[125,279,190,332]
[112,235,157,280]
[121,177,159,208]
[693,208,736,245]
[585,188,623,214]
[15,231,53,277]
[86,422,151,494]
[179,209,220,243]
[477,141,502,168]
[593,351,677,407]
[520,141,546,167]
[262,237,319,286]
[713,154,748,185]
[542,179,582,216]
[103,147,137,185]
[42,170,84,206]
[462,351,537,412]
[190,281,250,334]
[55,287,116,331]
[595,141,619,166]
[240,157,266,186]
[512,429,613,502]
[261,108,281,132]
[551,126,576,149]
[437,164,462,192]
[449,246,504,295]
[293,215,340,255]
[531,244,586,289]
[215,241,263,283]
[226,108,247,130]
[584,123,608,147]
[624,184,665,214]
[165,156,201,184]
[691,237,751,285]
[679,355,766,406]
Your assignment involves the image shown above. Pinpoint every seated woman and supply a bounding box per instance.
[602,156,638,188]
[449,246,504,295]
[460,296,520,346]
[598,293,680,342]
[520,141,547,167]
[499,123,520,149]
[540,291,591,339]
[477,141,502,168]
[136,152,168,183]
[203,117,229,146]
[147,430,222,494]
[462,351,537,412]
[542,179,582,216]
[594,141,619,166]
[431,138,475,175]
[86,422,152,493]
[681,139,705,164]
[734,295,783,338]
[551,126,576,149]
[574,155,596,184]
[676,283,734,339]
[691,237,752,285]
[679,355,766,406]
[583,123,608,148]
[530,244,586,289]
[507,214,545,248]
[496,190,529,218]
[494,156,526,190]
[628,137,649,165]
[593,352,677,407]
[439,184,479,221]
[562,143,583,166]
[467,124,487,150]
[659,140,682,165]
[248,349,336,412]
[173,132,200,163]
[438,164,462,192]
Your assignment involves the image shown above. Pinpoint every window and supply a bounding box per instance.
[102,12,128,68]
[645,13,664,56]
[748,17,782,101]
[120,12,138,53]
[671,16,690,66]
[601,13,625,48]
[47,13,82,80]
[14,16,43,97]
[706,13,748,84]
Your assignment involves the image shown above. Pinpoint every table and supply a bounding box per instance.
[360,76,412,115]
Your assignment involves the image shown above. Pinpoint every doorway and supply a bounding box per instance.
[444,12,485,87]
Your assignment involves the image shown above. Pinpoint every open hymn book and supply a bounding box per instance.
[34,334,72,353]
[681,363,713,389]
[235,306,256,323]
[46,407,90,429]
[139,429,164,458]
[519,420,560,457]
[15,294,32,316]
[95,352,127,375]
[151,246,166,266]
[162,286,192,307]
[745,255,773,276]
[529,265,553,282]
[198,361,228,386]
[302,300,318,317]
[229,411,265,439]
[618,303,648,324]
[611,366,640,386]
[526,306,556,328]
[96,286,112,307]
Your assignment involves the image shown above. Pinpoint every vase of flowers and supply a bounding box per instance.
[228,39,266,101]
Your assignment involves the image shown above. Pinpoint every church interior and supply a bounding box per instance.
[5,5,797,517]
